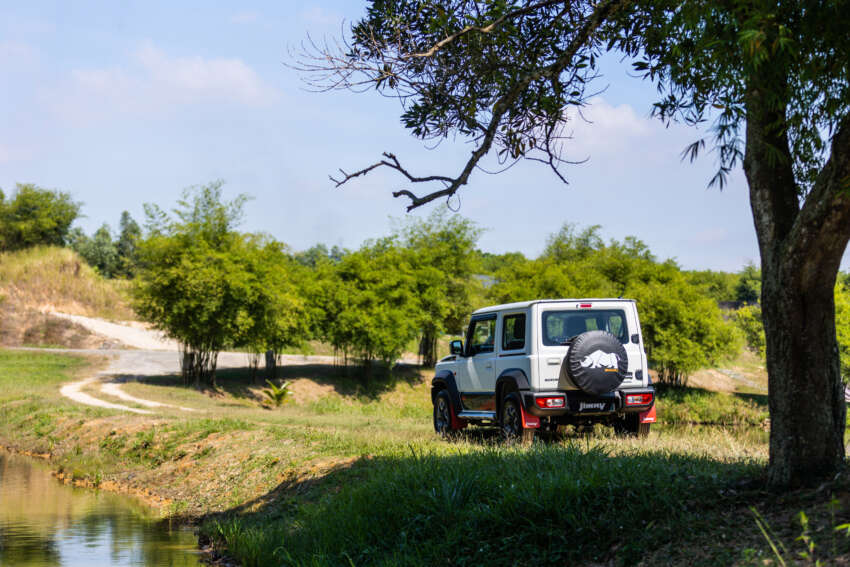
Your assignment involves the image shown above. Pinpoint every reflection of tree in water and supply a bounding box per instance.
[0,530,62,567]
[0,452,200,566]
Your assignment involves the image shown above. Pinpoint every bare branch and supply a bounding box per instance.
[330,152,454,189]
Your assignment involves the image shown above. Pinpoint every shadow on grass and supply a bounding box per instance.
[136,362,426,402]
[200,444,766,567]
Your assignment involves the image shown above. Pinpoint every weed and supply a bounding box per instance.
[262,379,291,407]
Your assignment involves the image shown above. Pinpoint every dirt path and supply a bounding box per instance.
[48,348,338,414]
[48,311,179,350]
[39,312,408,414]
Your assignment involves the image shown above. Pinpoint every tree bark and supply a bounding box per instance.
[745,82,850,487]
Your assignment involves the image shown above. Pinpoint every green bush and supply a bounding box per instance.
[733,305,766,358]
[0,183,81,251]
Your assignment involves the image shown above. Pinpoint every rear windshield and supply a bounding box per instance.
[541,309,629,346]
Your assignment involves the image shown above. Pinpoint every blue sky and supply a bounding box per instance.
[0,1,803,272]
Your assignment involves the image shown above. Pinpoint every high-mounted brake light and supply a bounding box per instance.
[579,303,593,309]
[625,393,654,406]
[535,396,566,409]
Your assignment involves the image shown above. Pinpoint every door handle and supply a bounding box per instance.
[485,363,493,369]
[547,357,561,365]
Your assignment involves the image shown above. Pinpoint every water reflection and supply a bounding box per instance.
[0,451,201,567]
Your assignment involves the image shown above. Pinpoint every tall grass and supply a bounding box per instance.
[0,246,134,320]
[205,443,759,567]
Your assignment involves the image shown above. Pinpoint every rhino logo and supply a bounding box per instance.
[580,350,619,370]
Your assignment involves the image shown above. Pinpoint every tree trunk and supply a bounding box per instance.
[265,350,277,381]
[745,82,850,487]
[419,331,437,367]
[761,266,845,486]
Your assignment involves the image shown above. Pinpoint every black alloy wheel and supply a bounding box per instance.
[433,390,453,437]
[501,393,534,445]
[614,413,650,438]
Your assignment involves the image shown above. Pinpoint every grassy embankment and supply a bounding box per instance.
[0,246,133,347]
[3,347,850,566]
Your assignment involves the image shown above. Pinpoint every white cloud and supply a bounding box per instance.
[301,6,342,27]
[134,43,276,105]
[564,98,653,154]
[49,42,278,120]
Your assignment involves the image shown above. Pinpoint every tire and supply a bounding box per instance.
[614,413,650,438]
[501,392,535,445]
[433,390,456,437]
[566,330,629,395]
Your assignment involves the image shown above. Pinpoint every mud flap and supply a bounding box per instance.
[450,403,468,430]
[519,401,540,429]
[639,404,656,424]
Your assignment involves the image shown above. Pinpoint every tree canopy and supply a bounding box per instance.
[0,184,81,251]
[134,182,307,388]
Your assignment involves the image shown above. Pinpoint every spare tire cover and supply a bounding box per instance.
[566,330,628,395]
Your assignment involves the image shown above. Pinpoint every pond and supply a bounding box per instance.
[0,451,201,567]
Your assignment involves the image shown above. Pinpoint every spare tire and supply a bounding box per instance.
[566,330,628,395]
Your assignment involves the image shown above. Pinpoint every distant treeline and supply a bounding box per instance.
[6,181,850,387]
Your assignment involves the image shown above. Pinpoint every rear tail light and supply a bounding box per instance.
[535,396,566,408]
[625,393,654,406]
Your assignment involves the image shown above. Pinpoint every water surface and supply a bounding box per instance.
[0,451,201,567]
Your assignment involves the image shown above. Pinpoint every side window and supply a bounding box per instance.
[468,318,496,355]
[502,314,526,351]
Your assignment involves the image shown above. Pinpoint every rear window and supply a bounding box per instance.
[541,309,628,346]
[502,314,526,351]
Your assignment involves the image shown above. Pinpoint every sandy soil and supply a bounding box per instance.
[48,311,179,350]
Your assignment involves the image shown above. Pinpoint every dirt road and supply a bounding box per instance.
[40,312,336,413]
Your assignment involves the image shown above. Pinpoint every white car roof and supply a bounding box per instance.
[472,298,636,315]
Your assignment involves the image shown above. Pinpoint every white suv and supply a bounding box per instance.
[431,299,656,442]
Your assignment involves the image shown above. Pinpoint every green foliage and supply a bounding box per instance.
[69,211,142,279]
[308,238,421,366]
[834,281,850,381]
[394,209,482,364]
[636,280,741,384]
[736,264,762,305]
[543,223,607,263]
[70,224,119,277]
[116,211,141,277]
[733,305,767,358]
[491,223,739,383]
[262,380,291,407]
[686,270,740,304]
[294,243,346,267]
[618,1,850,192]
[0,183,81,251]
[731,282,850,378]
[134,182,308,387]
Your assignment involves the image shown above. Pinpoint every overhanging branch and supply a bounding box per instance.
[323,0,629,211]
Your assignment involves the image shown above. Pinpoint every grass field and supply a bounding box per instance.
[2,349,850,566]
